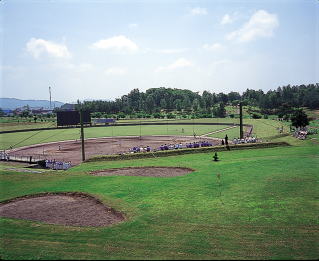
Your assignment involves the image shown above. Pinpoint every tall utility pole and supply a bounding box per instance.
[239,102,243,139]
[49,86,52,110]
[140,120,142,139]
[80,109,85,161]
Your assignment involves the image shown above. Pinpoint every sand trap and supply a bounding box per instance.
[0,192,124,227]
[90,166,194,177]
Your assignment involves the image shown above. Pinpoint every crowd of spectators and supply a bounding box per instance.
[129,146,151,153]
[185,141,213,148]
[0,151,72,170]
[45,159,71,170]
[128,136,263,154]
[232,137,259,144]
[0,151,9,161]
[293,130,307,140]
[128,140,215,154]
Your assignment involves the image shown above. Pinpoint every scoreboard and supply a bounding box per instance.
[57,111,91,126]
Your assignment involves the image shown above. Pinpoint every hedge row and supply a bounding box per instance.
[86,141,290,162]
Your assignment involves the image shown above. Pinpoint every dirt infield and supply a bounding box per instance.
[8,135,220,166]
[0,192,124,227]
[91,166,194,177]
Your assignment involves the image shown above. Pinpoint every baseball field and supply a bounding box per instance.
[0,118,318,260]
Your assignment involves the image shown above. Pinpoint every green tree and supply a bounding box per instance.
[182,96,191,110]
[21,110,30,118]
[202,91,213,110]
[127,88,141,112]
[0,108,4,117]
[174,99,182,111]
[214,102,226,118]
[291,109,309,128]
[192,98,201,112]
[145,95,155,113]
[160,98,167,109]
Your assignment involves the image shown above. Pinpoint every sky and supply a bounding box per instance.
[0,0,318,103]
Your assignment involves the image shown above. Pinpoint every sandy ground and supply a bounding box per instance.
[8,135,221,166]
[0,192,124,227]
[90,167,194,177]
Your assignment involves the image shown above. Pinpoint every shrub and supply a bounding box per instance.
[251,113,262,119]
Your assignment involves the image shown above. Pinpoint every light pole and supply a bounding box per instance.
[49,86,52,110]
[239,102,243,139]
[80,109,85,161]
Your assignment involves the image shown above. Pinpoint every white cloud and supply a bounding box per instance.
[155,58,193,72]
[128,23,138,29]
[190,7,207,16]
[226,10,279,43]
[221,14,233,25]
[203,43,223,51]
[158,48,188,54]
[91,35,138,52]
[105,67,127,75]
[52,62,94,72]
[26,38,71,59]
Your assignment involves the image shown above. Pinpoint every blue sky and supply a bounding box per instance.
[1,0,318,103]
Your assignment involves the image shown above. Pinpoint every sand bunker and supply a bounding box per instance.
[0,192,124,227]
[90,166,194,177]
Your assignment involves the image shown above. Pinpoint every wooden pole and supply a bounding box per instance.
[80,109,85,161]
[239,102,243,139]
[49,86,52,110]
[140,120,142,139]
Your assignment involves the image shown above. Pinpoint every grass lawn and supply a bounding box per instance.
[0,136,318,260]
[0,118,56,131]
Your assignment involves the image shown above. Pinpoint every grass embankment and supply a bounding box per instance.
[1,139,318,259]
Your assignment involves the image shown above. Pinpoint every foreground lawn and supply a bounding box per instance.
[1,140,318,260]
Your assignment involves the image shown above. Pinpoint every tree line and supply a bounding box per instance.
[72,83,318,118]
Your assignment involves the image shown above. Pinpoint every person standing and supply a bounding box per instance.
[225,134,228,145]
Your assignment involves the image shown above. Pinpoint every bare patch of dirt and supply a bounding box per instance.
[0,192,125,227]
[90,166,194,177]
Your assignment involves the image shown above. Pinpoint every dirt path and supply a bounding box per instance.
[91,167,194,177]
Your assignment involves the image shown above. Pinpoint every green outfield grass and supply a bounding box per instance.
[0,124,231,150]
[0,137,318,260]
[0,118,289,150]
[0,117,56,131]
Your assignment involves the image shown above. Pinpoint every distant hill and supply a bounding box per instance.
[0,98,64,110]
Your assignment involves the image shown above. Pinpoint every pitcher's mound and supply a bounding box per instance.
[90,166,194,177]
[0,192,124,227]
